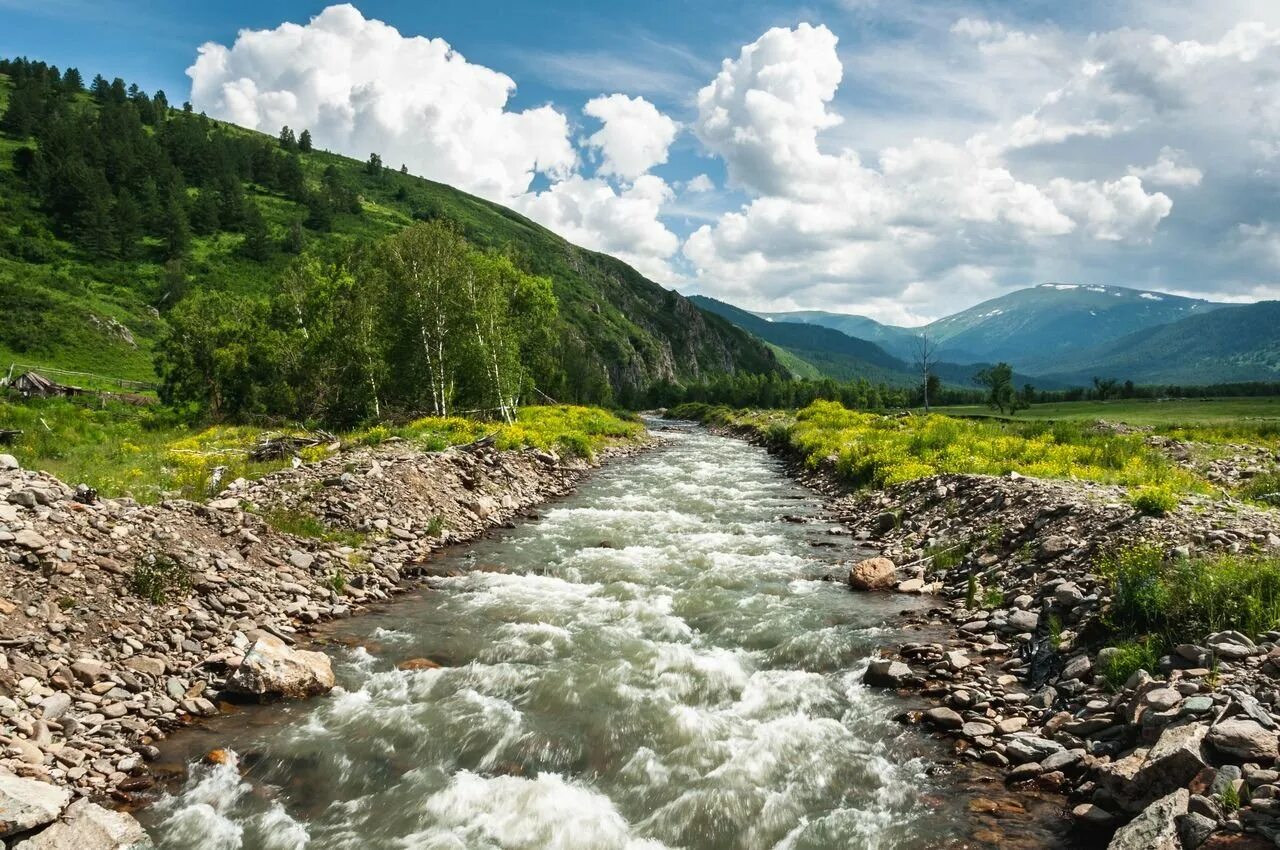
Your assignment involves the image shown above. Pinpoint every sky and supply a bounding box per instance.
[5,0,1280,325]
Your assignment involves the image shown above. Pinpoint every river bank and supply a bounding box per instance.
[0,434,647,845]
[703,413,1280,850]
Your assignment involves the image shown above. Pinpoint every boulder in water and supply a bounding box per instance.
[849,557,896,590]
[224,633,334,699]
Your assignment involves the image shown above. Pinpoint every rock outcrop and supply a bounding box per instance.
[224,633,334,699]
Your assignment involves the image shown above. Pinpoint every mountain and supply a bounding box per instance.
[1038,301,1280,386]
[692,294,1051,389]
[923,283,1227,370]
[752,310,921,360]
[0,60,782,406]
[689,296,912,384]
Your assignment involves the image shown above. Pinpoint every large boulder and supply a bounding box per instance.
[1101,723,1208,812]
[0,769,72,838]
[848,557,896,591]
[11,798,150,849]
[1209,718,1279,763]
[1107,788,1188,850]
[224,633,334,699]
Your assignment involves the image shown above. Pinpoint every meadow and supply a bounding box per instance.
[0,396,643,504]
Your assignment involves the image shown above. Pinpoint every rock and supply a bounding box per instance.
[1005,609,1039,633]
[288,551,315,570]
[848,557,896,591]
[7,490,37,509]
[1004,735,1063,764]
[1178,812,1218,850]
[1119,722,1210,809]
[1072,803,1116,828]
[1037,535,1073,561]
[69,659,108,685]
[0,768,73,838]
[224,633,335,699]
[123,656,166,678]
[396,658,441,671]
[1206,631,1258,660]
[896,578,924,593]
[1054,582,1084,606]
[0,454,18,470]
[944,650,971,671]
[924,707,963,729]
[1208,718,1278,763]
[1107,788,1188,850]
[206,497,241,511]
[962,721,996,739]
[871,512,898,534]
[1060,654,1092,682]
[1143,688,1183,712]
[14,530,49,550]
[10,797,150,849]
[864,658,912,688]
[37,693,71,722]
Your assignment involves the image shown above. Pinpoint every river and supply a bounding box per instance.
[138,423,1063,849]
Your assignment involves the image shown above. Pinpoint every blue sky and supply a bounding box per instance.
[5,1,1280,324]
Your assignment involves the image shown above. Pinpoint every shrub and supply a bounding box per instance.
[1099,638,1159,690]
[1101,544,1280,647]
[926,540,968,570]
[1239,472,1280,507]
[982,588,1005,609]
[1129,485,1178,516]
[425,515,445,537]
[556,432,593,460]
[130,554,191,604]
[326,569,346,594]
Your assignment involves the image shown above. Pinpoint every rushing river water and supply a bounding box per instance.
[139,424,1058,850]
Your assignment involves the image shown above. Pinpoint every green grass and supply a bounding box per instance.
[130,553,191,604]
[1129,484,1179,516]
[697,400,1205,492]
[1098,638,1160,690]
[1101,543,1280,649]
[263,508,366,548]
[932,397,1280,432]
[0,396,642,503]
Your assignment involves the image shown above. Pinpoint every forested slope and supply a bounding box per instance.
[0,58,782,414]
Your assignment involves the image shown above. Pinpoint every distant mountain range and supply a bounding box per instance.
[697,284,1280,388]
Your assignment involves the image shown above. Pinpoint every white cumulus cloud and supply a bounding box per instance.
[1129,146,1204,187]
[583,94,680,181]
[187,3,576,203]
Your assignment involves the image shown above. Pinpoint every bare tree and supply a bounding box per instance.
[913,331,939,412]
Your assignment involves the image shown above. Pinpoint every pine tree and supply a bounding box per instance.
[239,200,272,261]
[298,129,312,153]
[114,192,143,259]
[189,188,221,236]
[278,125,297,151]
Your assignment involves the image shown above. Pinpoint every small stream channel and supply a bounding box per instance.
[137,423,1070,849]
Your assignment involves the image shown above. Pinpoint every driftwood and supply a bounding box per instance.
[249,431,338,462]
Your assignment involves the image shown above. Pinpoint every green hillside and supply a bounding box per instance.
[1039,301,1280,386]
[0,59,782,409]
[753,309,920,360]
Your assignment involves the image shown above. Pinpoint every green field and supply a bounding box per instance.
[930,397,1280,428]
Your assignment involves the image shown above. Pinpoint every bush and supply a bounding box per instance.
[556,432,593,459]
[130,554,191,604]
[1129,485,1179,516]
[1239,472,1280,506]
[1099,638,1160,690]
[1102,544,1280,647]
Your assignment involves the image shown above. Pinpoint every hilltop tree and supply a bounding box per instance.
[278,125,297,151]
[298,129,312,152]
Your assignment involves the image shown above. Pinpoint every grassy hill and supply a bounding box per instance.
[0,66,782,405]
[752,309,921,360]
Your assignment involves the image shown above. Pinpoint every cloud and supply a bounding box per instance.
[583,94,679,181]
[684,174,715,193]
[681,23,1177,317]
[188,4,577,203]
[513,175,680,281]
[1129,146,1203,187]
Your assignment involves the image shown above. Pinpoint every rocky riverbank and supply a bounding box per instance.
[711,418,1280,850]
[0,436,646,847]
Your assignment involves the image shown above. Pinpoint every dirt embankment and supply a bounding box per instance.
[0,436,647,833]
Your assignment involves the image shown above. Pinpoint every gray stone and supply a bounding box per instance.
[1106,788,1187,850]
[1005,609,1039,633]
[14,530,48,550]
[1004,735,1064,764]
[1206,630,1257,660]
[923,707,963,729]
[1060,654,1092,682]
[0,454,18,470]
[962,721,996,739]
[1142,688,1183,712]
[1176,811,1218,850]
[0,768,72,838]
[1037,535,1073,561]
[1208,717,1278,763]
[37,693,71,722]
[206,497,241,511]
[288,551,315,571]
[11,797,151,849]
[864,658,912,688]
